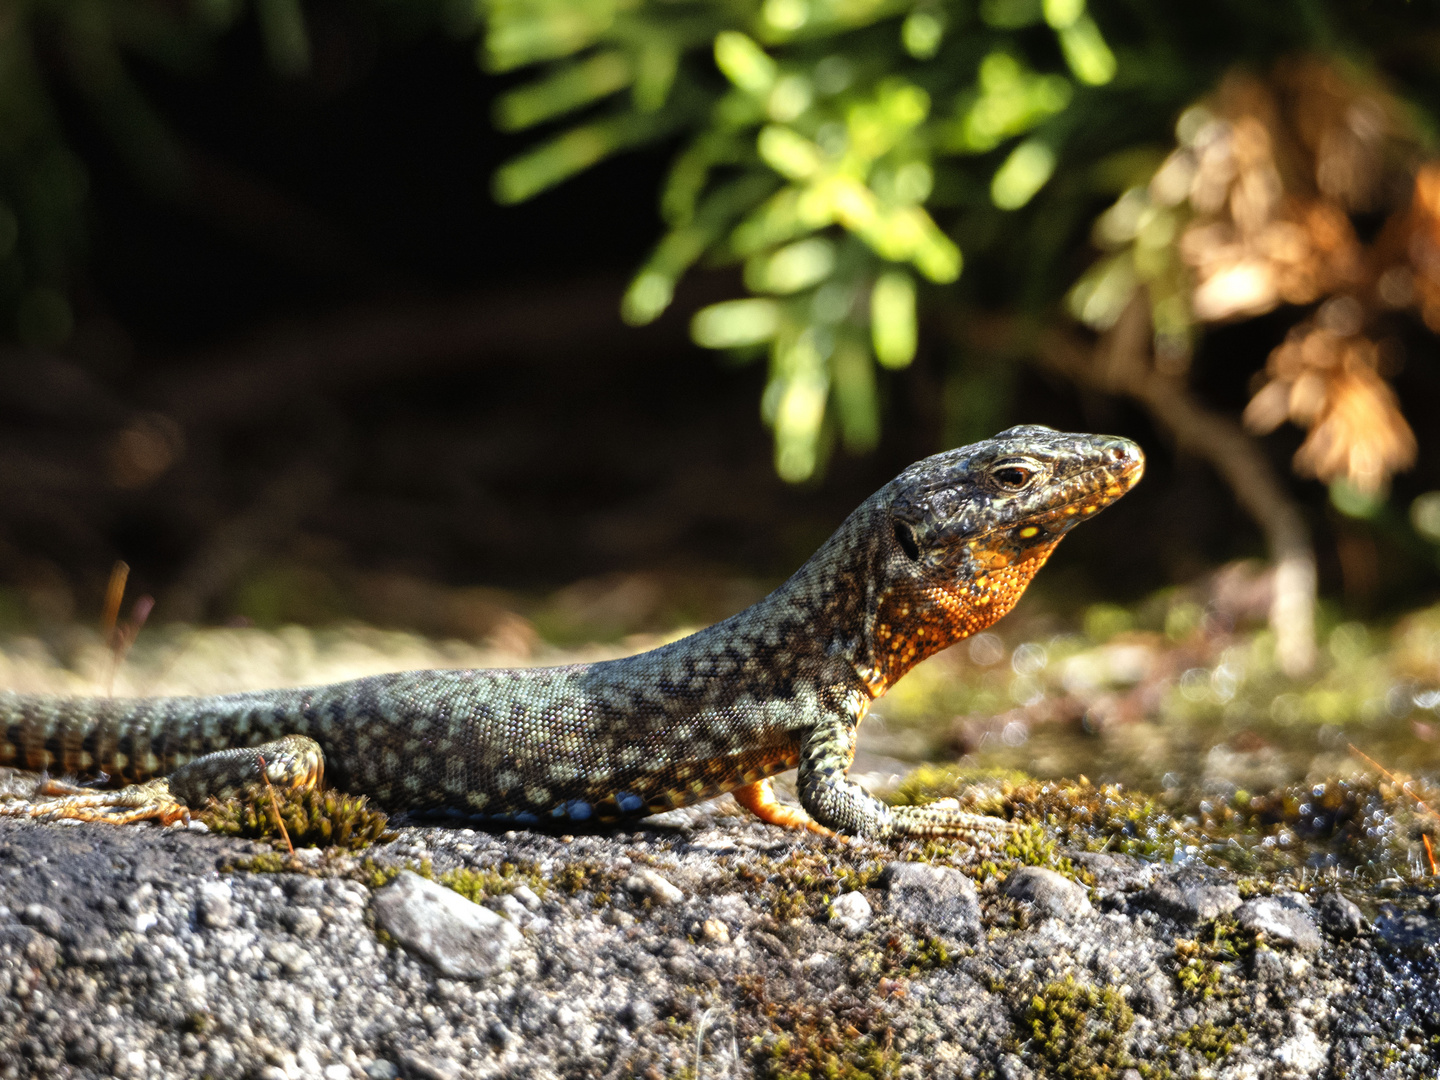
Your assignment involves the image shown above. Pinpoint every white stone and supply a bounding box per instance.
[371,871,522,980]
[829,891,872,935]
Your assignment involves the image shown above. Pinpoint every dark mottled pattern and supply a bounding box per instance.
[0,426,1143,838]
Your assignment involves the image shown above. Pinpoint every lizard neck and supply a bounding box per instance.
[851,537,1059,697]
[693,500,1061,703]
[618,493,1060,713]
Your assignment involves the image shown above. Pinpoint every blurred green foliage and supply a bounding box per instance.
[483,0,1123,480]
[9,0,1440,491]
[479,0,1440,480]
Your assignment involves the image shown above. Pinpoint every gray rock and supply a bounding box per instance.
[371,870,522,980]
[511,884,542,911]
[1068,851,1159,893]
[1315,891,1364,938]
[266,940,314,974]
[396,1049,463,1080]
[1134,870,1241,923]
[621,1000,655,1029]
[1374,906,1440,949]
[1237,894,1322,952]
[602,906,636,929]
[1136,971,1174,1019]
[997,1051,1036,1080]
[882,861,981,937]
[0,801,1431,1080]
[197,882,234,929]
[623,868,684,904]
[828,891,872,935]
[489,1019,521,1049]
[1251,947,1288,983]
[1001,866,1093,920]
[284,906,325,938]
[19,903,62,939]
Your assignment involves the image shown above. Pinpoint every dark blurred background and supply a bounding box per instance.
[1,0,1438,654]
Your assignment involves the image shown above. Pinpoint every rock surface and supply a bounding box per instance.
[882,859,983,938]
[1000,865,1094,921]
[371,870,522,979]
[1,805,1437,1079]
[1236,892,1323,953]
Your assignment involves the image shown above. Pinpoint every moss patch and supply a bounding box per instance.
[1168,1020,1248,1062]
[1020,975,1134,1080]
[739,974,900,1080]
[1172,916,1256,999]
[200,788,392,850]
[890,763,1435,888]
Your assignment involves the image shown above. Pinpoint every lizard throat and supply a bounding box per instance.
[857,540,1058,697]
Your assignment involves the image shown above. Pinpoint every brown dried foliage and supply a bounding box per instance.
[1144,58,1428,492]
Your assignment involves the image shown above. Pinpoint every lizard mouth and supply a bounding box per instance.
[1043,443,1146,521]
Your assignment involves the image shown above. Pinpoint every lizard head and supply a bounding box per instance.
[856,425,1143,693]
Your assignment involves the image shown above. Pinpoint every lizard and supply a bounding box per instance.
[0,425,1142,840]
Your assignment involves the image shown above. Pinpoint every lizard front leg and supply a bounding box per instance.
[795,717,1017,841]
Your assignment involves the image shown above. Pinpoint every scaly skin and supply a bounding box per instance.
[0,425,1142,839]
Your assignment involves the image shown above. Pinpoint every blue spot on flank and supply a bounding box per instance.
[566,800,593,822]
[617,792,644,814]
[513,812,539,824]
[550,805,567,818]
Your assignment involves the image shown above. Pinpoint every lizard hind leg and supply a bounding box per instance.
[0,734,325,827]
[731,778,835,837]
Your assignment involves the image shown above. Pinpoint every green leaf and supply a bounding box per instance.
[692,298,782,347]
[871,270,917,368]
[990,138,1056,208]
[714,31,775,95]
[493,52,634,131]
[1058,15,1116,86]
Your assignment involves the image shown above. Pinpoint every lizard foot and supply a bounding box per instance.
[732,778,836,837]
[0,778,191,826]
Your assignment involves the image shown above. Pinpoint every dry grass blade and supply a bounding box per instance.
[256,754,297,860]
[1348,742,1440,823]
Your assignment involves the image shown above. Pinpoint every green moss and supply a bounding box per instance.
[225,851,299,874]
[771,885,811,922]
[1172,917,1256,999]
[881,932,949,976]
[889,763,1029,811]
[1168,1021,1247,1062]
[764,1032,900,1080]
[746,980,900,1080]
[358,856,432,890]
[438,862,547,904]
[1021,975,1134,1080]
[199,788,392,850]
[732,850,888,925]
[552,859,620,896]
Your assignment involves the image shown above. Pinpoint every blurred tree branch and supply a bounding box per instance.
[1028,295,1317,676]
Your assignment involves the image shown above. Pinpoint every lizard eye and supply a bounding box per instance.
[992,465,1034,490]
[893,520,920,561]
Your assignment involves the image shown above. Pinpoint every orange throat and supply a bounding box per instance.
[859,539,1059,697]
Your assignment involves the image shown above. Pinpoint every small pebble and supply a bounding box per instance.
[829,891,872,935]
[623,869,684,904]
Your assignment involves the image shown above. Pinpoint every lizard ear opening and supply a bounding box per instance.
[893,520,920,561]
